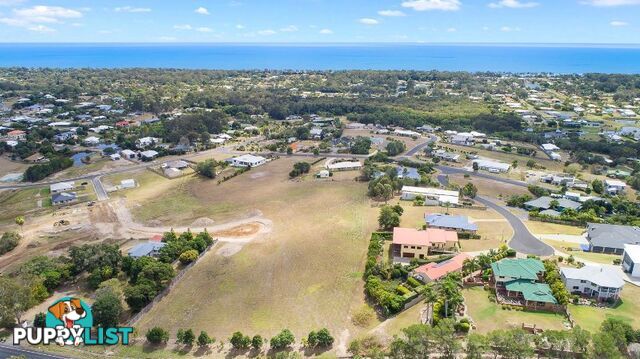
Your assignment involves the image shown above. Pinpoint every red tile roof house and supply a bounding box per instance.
[392,227,459,263]
[116,121,130,128]
[411,253,470,283]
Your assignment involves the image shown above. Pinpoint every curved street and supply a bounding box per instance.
[437,173,554,256]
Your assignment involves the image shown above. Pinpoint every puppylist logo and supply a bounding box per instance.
[13,297,133,346]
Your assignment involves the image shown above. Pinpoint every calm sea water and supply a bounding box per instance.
[0,44,639,74]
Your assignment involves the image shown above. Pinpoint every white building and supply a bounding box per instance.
[136,136,160,149]
[120,149,137,160]
[394,129,420,137]
[541,143,560,151]
[450,132,474,146]
[228,154,267,168]
[110,153,121,161]
[120,179,136,189]
[83,136,101,146]
[326,159,362,171]
[561,265,625,301]
[472,159,510,173]
[604,179,626,195]
[622,244,640,278]
[317,170,330,178]
[401,186,460,206]
[140,150,159,160]
[50,181,75,193]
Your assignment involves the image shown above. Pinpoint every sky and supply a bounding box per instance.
[0,0,639,43]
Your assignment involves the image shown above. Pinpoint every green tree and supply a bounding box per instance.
[351,136,372,155]
[195,159,217,179]
[179,249,199,264]
[197,331,214,346]
[92,288,122,328]
[592,179,604,194]
[270,329,295,350]
[465,333,488,359]
[433,319,460,359]
[0,276,34,325]
[230,331,251,349]
[251,334,264,350]
[526,159,536,169]
[389,324,433,358]
[15,216,24,235]
[0,231,21,255]
[182,329,195,346]
[378,205,400,231]
[316,328,334,347]
[146,327,169,344]
[462,183,478,198]
[591,332,622,359]
[386,140,407,156]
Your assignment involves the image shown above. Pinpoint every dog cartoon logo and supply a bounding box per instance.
[46,297,92,346]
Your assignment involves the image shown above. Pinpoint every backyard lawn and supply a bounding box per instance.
[463,286,569,333]
[543,239,620,265]
[568,284,640,333]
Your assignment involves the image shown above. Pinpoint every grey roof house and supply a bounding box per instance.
[425,214,478,233]
[128,242,167,259]
[587,223,640,255]
[524,196,582,212]
[561,265,625,300]
[52,192,77,205]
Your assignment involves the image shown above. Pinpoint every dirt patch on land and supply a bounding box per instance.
[213,223,261,237]
[191,217,216,227]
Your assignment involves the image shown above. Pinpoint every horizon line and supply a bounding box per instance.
[0,41,640,48]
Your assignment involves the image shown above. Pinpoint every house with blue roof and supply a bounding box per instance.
[396,166,421,180]
[128,242,167,259]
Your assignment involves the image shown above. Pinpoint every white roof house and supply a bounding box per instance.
[228,154,267,168]
[561,265,625,300]
[120,179,136,189]
[472,159,510,173]
[401,186,460,205]
[136,137,160,148]
[623,244,640,277]
[83,136,101,145]
[605,179,626,194]
[325,159,362,171]
[541,143,560,151]
[140,150,159,160]
[50,181,75,193]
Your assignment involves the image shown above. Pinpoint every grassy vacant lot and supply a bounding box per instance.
[133,158,378,348]
[0,187,52,225]
[525,221,585,236]
[464,286,568,333]
[568,284,640,333]
[542,239,620,265]
[445,174,529,199]
[399,203,512,252]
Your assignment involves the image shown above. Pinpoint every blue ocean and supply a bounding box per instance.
[0,43,639,73]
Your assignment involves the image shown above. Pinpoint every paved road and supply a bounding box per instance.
[437,174,553,256]
[436,165,528,188]
[0,344,69,359]
[91,176,108,201]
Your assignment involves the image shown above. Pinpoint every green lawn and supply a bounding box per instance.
[463,287,569,333]
[568,284,640,333]
[0,187,52,224]
[543,239,620,265]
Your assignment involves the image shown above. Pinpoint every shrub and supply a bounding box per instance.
[251,335,263,350]
[230,331,251,349]
[352,305,375,327]
[396,284,412,296]
[270,329,295,350]
[406,277,421,288]
[146,327,169,344]
[0,231,21,255]
[179,249,199,264]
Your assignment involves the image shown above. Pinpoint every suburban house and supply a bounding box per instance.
[472,159,511,173]
[604,179,626,195]
[450,132,475,146]
[228,154,267,168]
[120,149,138,160]
[411,253,470,283]
[7,129,26,141]
[326,160,362,171]
[424,213,478,233]
[491,258,559,311]
[524,196,582,212]
[586,223,640,255]
[140,150,159,161]
[432,149,460,162]
[392,227,458,262]
[396,166,421,180]
[52,192,77,205]
[561,265,625,301]
[50,181,75,193]
[128,242,167,259]
[622,244,640,277]
[83,136,101,146]
[401,186,460,206]
[136,136,160,149]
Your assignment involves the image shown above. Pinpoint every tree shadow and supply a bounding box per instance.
[224,347,250,358]
[193,345,213,357]
[303,345,332,357]
[141,341,168,353]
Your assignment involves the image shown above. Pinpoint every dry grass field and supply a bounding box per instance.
[445,174,530,199]
[131,158,379,351]
[0,156,29,178]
